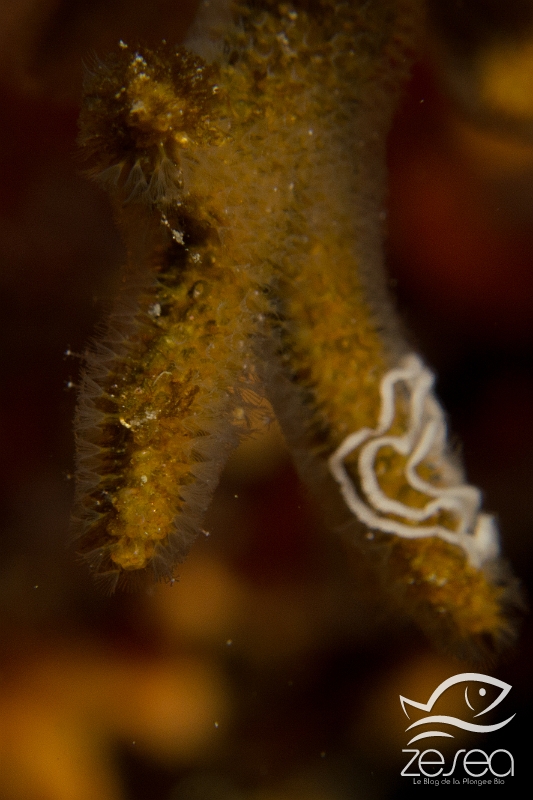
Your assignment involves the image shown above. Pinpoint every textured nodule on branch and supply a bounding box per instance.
[72,0,519,656]
[80,43,227,184]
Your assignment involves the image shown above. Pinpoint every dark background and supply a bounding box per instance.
[0,1,531,798]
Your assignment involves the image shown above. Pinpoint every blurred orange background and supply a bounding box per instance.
[0,1,532,798]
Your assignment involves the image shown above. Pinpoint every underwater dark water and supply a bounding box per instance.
[0,2,532,798]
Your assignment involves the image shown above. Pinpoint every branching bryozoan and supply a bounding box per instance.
[74,0,518,651]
